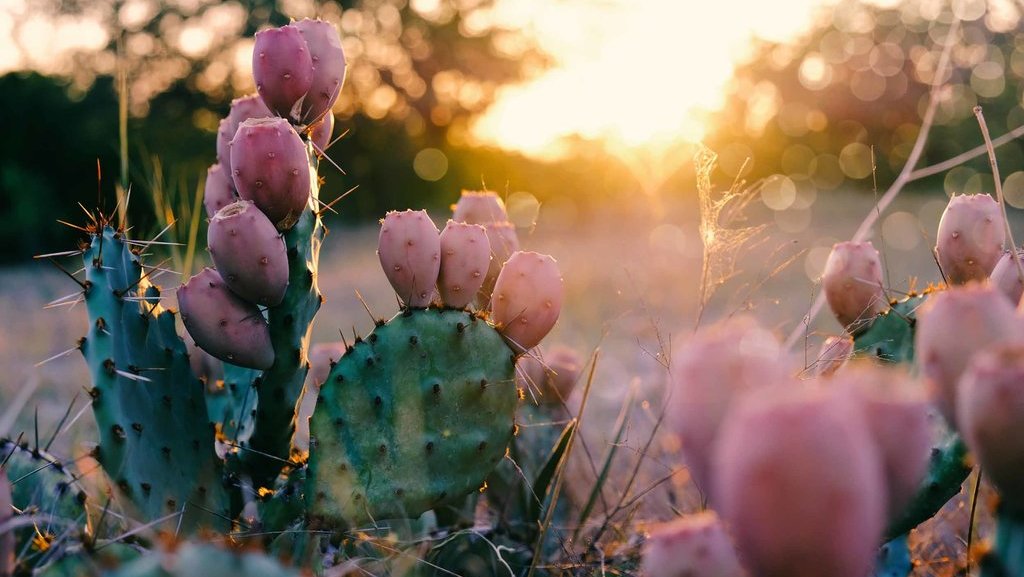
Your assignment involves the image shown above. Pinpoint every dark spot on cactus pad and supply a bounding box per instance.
[102,358,115,375]
[161,447,171,459]
[166,499,176,510]
[477,441,487,452]
[88,387,100,400]
[409,335,418,346]
[432,383,441,395]
[111,424,126,440]
[131,423,143,434]
[288,247,298,260]
[117,479,131,495]
[334,418,344,428]
[374,396,382,407]
[369,333,378,343]
[457,322,465,334]
[375,318,386,327]
[426,442,434,454]
[334,374,344,383]
[162,395,171,408]
[141,483,151,495]
[284,314,295,327]
[395,488,404,497]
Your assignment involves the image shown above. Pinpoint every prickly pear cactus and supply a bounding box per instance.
[307,308,518,526]
[77,225,230,533]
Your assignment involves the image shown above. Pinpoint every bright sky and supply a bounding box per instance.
[472,0,833,158]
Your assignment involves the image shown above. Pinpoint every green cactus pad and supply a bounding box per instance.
[206,363,260,447]
[853,292,927,364]
[980,510,1024,577]
[1,439,88,525]
[79,226,229,533]
[306,308,517,527]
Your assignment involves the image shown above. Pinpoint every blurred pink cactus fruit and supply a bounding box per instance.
[378,210,442,308]
[713,384,886,577]
[178,268,274,370]
[490,251,564,352]
[988,248,1024,305]
[207,200,289,307]
[958,345,1024,513]
[666,316,789,496]
[935,194,1005,285]
[915,283,1023,425]
[822,241,886,334]
[834,363,933,518]
[815,334,854,376]
[641,512,748,577]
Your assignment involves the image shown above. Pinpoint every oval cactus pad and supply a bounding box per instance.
[307,308,517,526]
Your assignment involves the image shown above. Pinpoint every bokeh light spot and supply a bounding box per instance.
[413,148,448,181]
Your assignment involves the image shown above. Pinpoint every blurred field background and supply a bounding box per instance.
[3,0,1024,573]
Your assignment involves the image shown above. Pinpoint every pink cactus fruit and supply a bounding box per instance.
[915,283,1023,425]
[252,25,314,120]
[834,363,933,518]
[378,210,442,308]
[935,194,1005,285]
[216,94,272,171]
[451,190,510,224]
[0,471,11,577]
[957,345,1024,512]
[641,512,748,577]
[178,268,274,370]
[309,113,334,154]
[207,200,289,307]
[491,251,564,352]
[814,334,854,376]
[666,316,789,496]
[293,18,346,125]
[822,241,886,334]
[203,163,237,219]
[230,117,311,230]
[438,220,490,309]
[988,248,1024,305]
[713,384,886,577]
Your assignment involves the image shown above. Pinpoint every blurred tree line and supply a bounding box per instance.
[707,0,1024,204]
[2,0,1023,262]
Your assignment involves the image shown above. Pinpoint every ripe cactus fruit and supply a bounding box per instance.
[306,308,518,526]
[438,220,490,309]
[835,364,933,518]
[935,193,1005,285]
[666,316,789,495]
[491,251,564,351]
[452,190,510,224]
[203,164,237,219]
[989,248,1024,305]
[483,222,520,299]
[207,200,289,306]
[178,267,274,370]
[815,334,853,376]
[641,512,747,577]
[1,470,11,577]
[378,210,441,308]
[713,384,885,577]
[309,113,334,153]
[915,283,1022,425]
[230,117,311,230]
[293,18,346,125]
[216,94,272,171]
[957,345,1024,512]
[823,241,887,334]
[252,25,314,120]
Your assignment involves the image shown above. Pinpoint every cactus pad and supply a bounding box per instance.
[307,308,517,527]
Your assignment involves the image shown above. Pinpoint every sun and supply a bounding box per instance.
[472,0,833,159]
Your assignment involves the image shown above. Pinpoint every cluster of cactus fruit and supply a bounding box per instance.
[642,192,1024,577]
[0,19,583,577]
